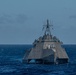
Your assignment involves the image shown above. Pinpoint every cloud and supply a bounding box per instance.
[16,14,27,24]
[69,15,76,19]
[0,14,27,24]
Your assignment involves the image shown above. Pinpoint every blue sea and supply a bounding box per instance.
[0,44,76,75]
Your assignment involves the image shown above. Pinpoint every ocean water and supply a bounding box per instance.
[0,44,76,75]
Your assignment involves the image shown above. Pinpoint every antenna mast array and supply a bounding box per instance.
[43,19,53,35]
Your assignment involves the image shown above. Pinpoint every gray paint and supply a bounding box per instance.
[23,20,69,64]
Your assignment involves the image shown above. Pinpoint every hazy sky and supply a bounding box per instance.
[0,0,76,44]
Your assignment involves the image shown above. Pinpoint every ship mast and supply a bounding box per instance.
[43,19,53,35]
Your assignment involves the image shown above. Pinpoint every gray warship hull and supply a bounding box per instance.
[23,20,69,64]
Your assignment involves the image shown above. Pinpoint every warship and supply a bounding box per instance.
[23,20,69,64]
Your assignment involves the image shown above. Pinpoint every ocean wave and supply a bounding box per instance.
[0,66,17,73]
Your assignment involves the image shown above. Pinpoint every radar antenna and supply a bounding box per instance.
[43,19,53,35]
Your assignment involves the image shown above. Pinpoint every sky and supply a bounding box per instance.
[0,0,76,44]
